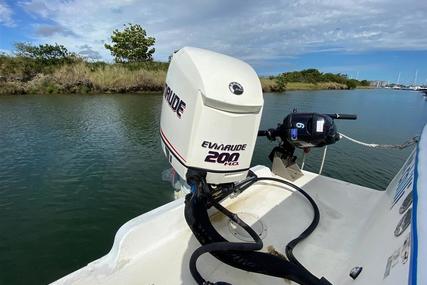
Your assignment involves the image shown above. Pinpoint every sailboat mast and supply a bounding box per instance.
[413,70,418,86]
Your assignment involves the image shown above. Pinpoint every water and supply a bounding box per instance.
[0,90,425,284]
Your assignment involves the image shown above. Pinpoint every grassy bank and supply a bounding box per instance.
[260,69,371,92]
[0,56,167,95]
[1,55,371,95]
[260,78,349,92]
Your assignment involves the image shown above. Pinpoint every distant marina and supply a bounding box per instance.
[374,69,427,96]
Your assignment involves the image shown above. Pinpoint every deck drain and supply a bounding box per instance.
[227,212,267,241]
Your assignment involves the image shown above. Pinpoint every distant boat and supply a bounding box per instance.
[409,86,421,91]
[416,86,427,94]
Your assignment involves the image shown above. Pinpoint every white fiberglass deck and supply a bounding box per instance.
[52,160,413,285]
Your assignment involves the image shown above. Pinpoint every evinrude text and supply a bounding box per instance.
[164,83,186,118]
[202,141,247,166]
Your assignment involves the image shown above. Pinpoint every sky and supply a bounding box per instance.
[0,0,426,84]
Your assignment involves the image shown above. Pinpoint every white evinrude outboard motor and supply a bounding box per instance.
[160,47,264,185]
[160,47,338,285]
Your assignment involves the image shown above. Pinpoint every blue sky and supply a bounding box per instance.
[1,0,426,84]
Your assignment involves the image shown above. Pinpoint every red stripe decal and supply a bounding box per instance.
[160,129,187,162]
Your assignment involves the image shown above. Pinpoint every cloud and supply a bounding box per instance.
[0,48,12,54]
[78,44,101,60]
[34,24,76,37]
[20,0,50,17]
[17,0,427,68]
[0,0,14,26]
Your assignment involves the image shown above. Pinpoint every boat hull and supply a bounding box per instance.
[51,126,427,285]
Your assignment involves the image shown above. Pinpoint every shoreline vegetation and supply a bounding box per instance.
[261,78,350,92]
[0,24,372,95]
[0,56,372,95]
[0,57,168,95]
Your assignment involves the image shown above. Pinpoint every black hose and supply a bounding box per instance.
[245,176,320,271]
[220,175,321,279]
[189,192,263,285]
[186,176,329,285]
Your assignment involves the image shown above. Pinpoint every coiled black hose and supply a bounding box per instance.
[189,196,263,285]
[243,176,320,271]
[186,175,329,285]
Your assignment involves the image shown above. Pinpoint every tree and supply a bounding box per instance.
[346,79,358,89]
[14,42,77,64]
[300,69,322,83]
[275,74,288,92]
[360,80,370,86]
[105,24,155,63]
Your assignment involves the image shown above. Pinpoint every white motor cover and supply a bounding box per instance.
[160,47,263,184]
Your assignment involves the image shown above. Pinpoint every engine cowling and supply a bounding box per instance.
[160,47,264,184]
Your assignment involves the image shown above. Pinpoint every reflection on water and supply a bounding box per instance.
[0,90,426,284]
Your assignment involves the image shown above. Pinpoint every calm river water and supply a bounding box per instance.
[0,89,426,284]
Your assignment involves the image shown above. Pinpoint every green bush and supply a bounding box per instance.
[360,80,370,86]
[14,42,80,65]
[275,74,288,92]
[281,69,349,84]
[105,24,156,63]
[346,79,358,89]
[270,68,367,88]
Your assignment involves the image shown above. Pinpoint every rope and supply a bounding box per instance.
[318,146,327,174]
[301,152,306,170]
[339,133,419,149]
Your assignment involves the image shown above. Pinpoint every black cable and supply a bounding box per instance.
[187,176,328,285]
[228,175,320,273]
[189,186,263,285]
[243,176,320,271]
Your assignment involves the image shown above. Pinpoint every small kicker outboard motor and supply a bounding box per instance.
[259,112,357,163]
[160,47,356,285]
